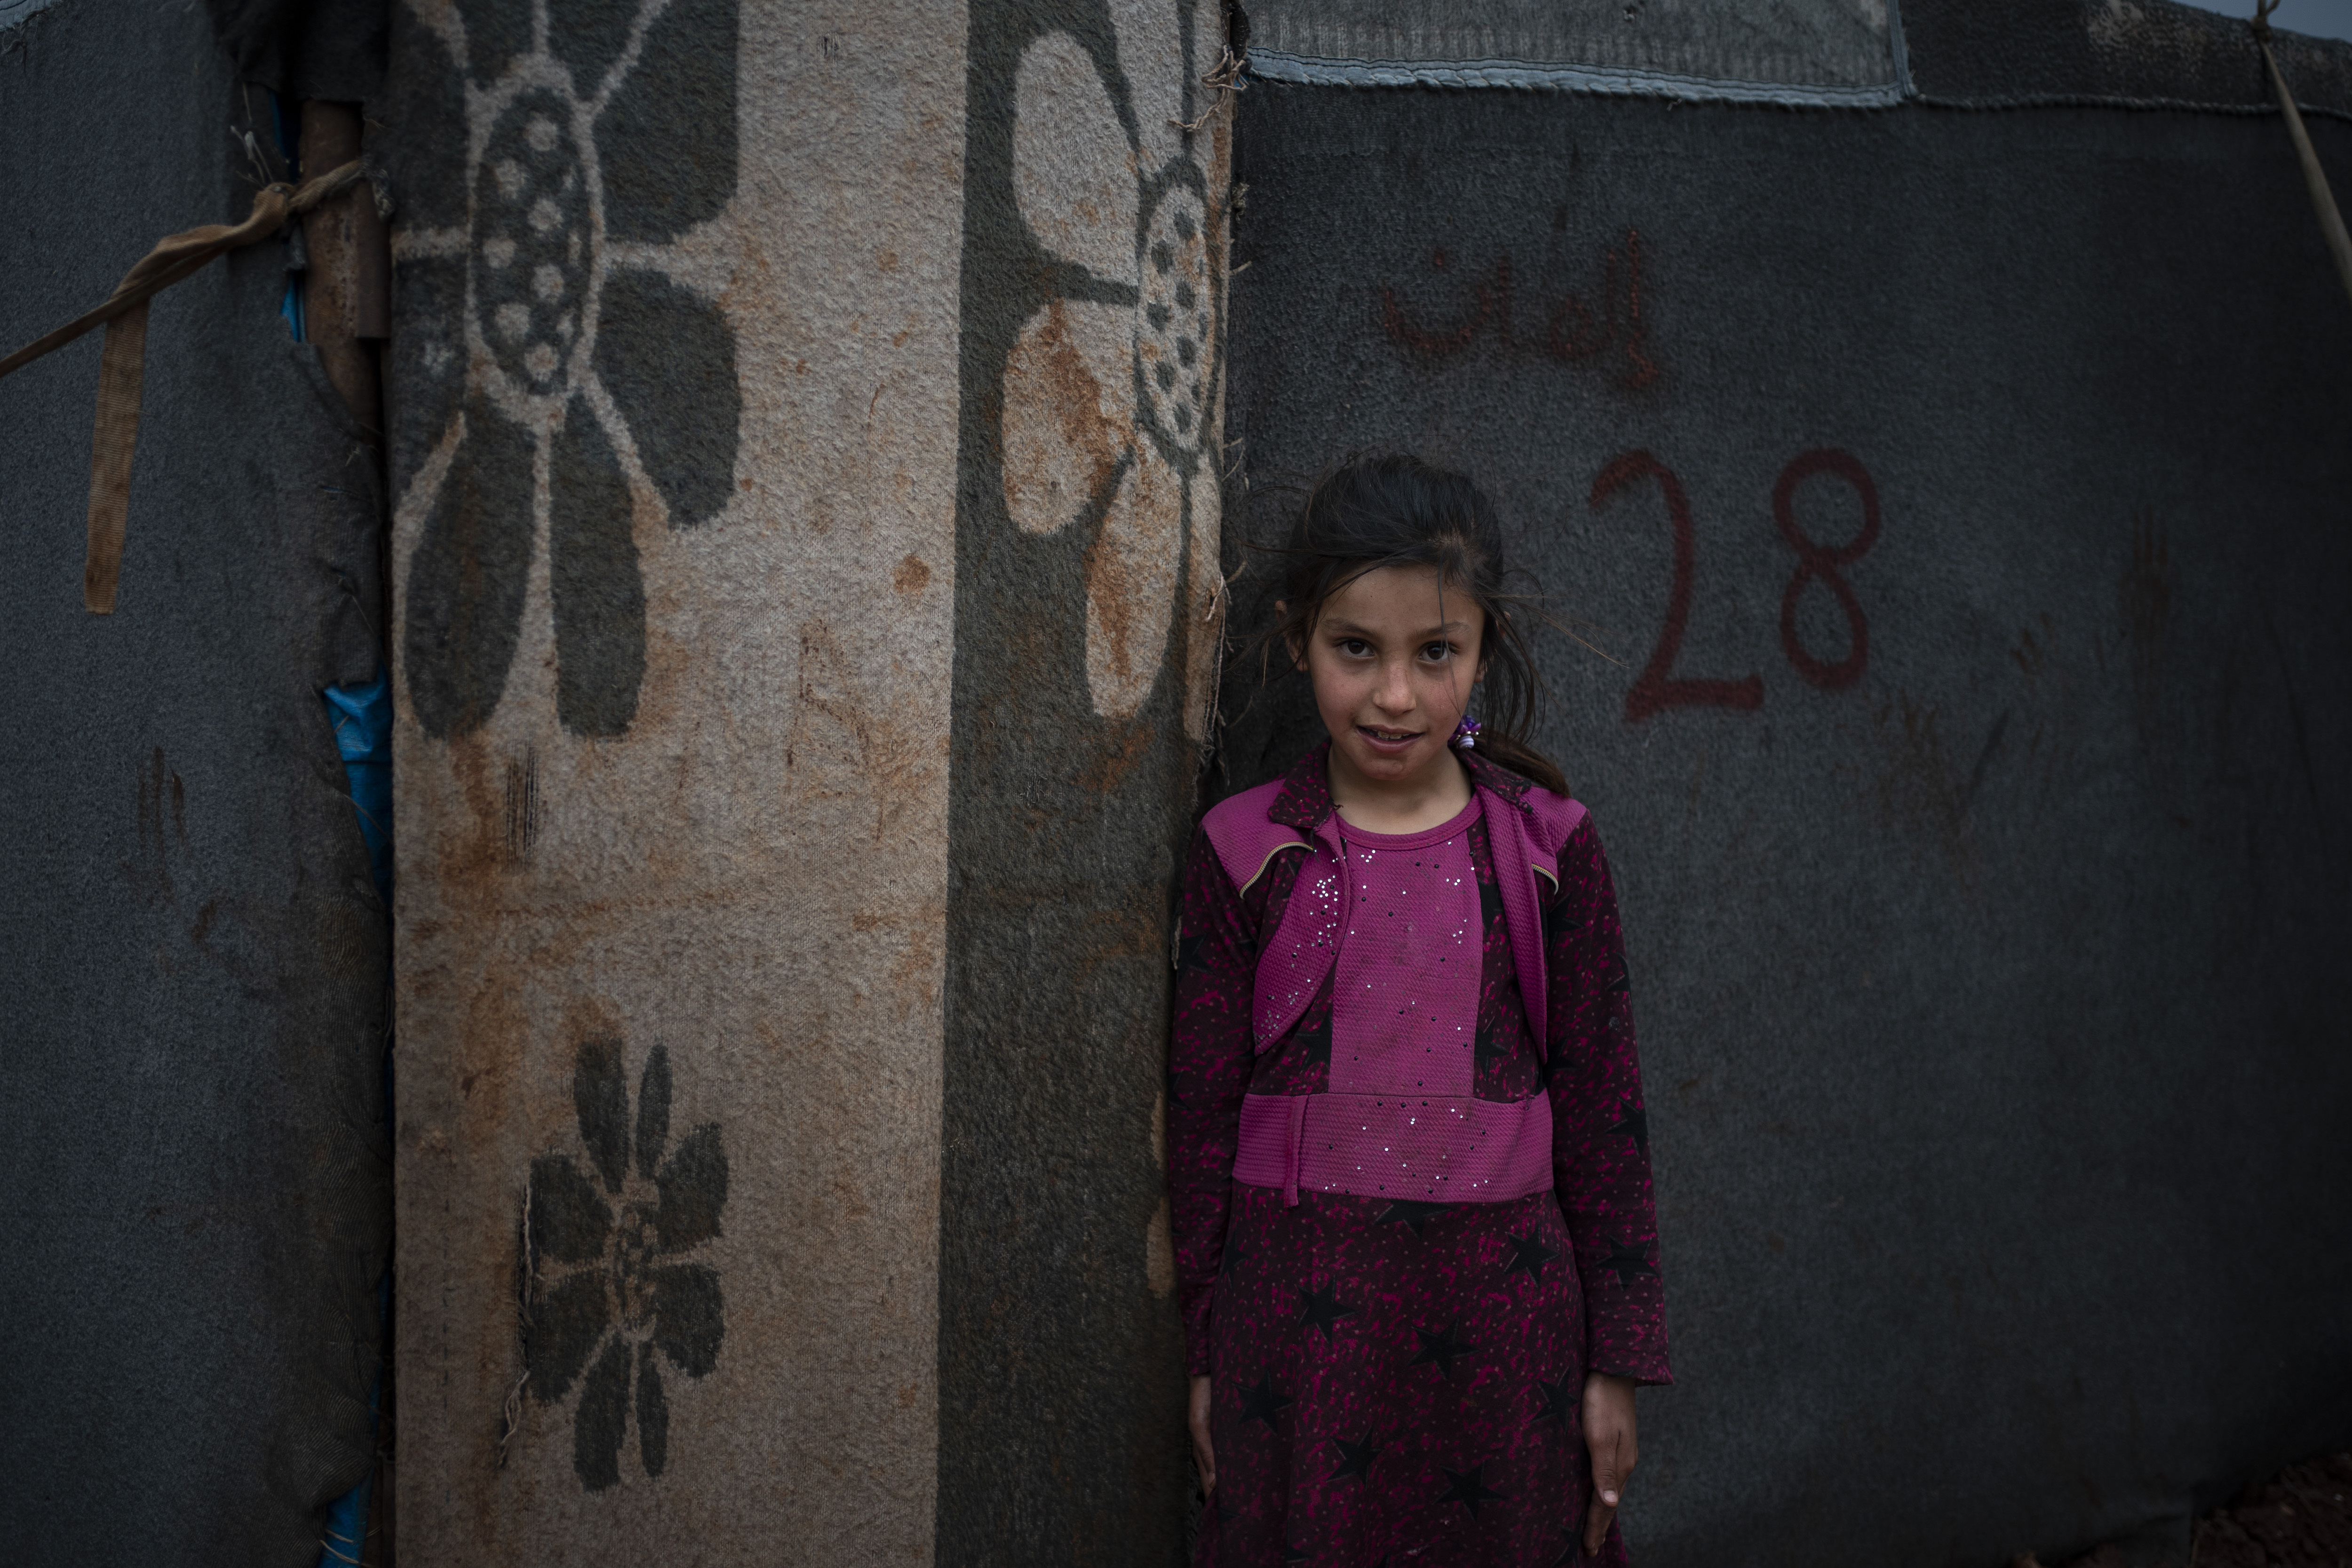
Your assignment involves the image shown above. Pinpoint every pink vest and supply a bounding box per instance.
[1200,772,1586,1206]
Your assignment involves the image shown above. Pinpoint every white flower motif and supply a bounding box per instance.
[999,3,1225,736]
[392,0,740,741]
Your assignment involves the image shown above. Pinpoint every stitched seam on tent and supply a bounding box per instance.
[1244,53,2352,122]
[1245,50,1906,108]
[1915,90,2352,123]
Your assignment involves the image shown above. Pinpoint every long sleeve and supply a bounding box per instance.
[1165,825,1269,1377]
[1543,816,1672,1384]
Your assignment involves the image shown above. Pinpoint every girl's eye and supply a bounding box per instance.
[1337,638,1372,658]
[1421,642,1454,662]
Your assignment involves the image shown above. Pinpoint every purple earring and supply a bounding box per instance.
[1451,716,1481,750]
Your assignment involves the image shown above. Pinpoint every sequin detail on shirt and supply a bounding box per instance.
[1330,796,1483,1098]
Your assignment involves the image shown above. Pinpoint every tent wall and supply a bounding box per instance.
[0,3,391,1564]
[1214,2,2352,1564]
[5,0,2348,1562]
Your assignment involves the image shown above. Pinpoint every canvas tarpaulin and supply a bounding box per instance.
[380,0,1225,1559]
[1215,0,2352,1564]
[0,1,391,1564]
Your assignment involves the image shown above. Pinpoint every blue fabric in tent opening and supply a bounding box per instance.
[320,672,392,1565]
[322,674,391,905]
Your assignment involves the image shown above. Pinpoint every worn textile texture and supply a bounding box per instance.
[381,0,961,1557]
[1217,11,2352,1568]
[386,0,1228,1555]
[939,1,1230,1560]
[0,1,390,1564]
[381,0,968,1560]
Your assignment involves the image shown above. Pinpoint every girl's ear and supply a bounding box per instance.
[1279,599,1309,672]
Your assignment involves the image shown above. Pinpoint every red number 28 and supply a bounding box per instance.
[1593,447,1882,720]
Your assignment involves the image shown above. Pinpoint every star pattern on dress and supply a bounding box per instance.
[1600,1238,1659,1287]
[1606,1098,1649,1158]
[1551,1527,1585,1566]
[1533,1373,1576,1434]
[1503,1231,1560,1281]
[1176,931,1209,972]
[1238,1375,1294,1432]
[1542,893,1583,944]
[1375,1199,1449,1236]
[1436,1458,1510,1519]
[1297,1280,1359,1341]
[1327,1431,1385,1483]
[1409,1320,1479,1378]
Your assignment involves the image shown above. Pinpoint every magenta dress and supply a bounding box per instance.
[1170,746,1670,1567]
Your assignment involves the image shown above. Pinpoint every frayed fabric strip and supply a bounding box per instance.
[82,302,146,614]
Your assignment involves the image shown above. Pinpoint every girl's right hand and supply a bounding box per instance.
[1188,1375,1216,1496]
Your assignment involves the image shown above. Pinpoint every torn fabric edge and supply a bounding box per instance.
[1243,49,1907,107]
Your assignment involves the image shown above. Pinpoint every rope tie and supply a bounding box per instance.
[1172,44,1248,135]
[0,160,366,613]
[2253,0,2352,307]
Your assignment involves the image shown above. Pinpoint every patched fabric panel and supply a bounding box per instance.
[384,0,964,1560]
[1245,0,1906,104]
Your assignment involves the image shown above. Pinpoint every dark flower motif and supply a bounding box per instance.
[392,0,742,740]
[527,1035,727,1491]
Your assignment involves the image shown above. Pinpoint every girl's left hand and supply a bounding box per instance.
[1581,1372,1639,1557]
[1188,1374,1216,1496]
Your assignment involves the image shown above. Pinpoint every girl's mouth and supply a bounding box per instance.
[1357,724,1421,754]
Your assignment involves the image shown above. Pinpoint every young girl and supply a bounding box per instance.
[1169,455,1671,1566]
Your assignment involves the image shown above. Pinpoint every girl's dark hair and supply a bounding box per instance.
[1266,454,1568,796]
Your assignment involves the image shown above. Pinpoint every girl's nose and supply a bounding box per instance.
[1375,659,1415,712]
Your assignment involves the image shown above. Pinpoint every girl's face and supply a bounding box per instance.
[1292,564,1487,796]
